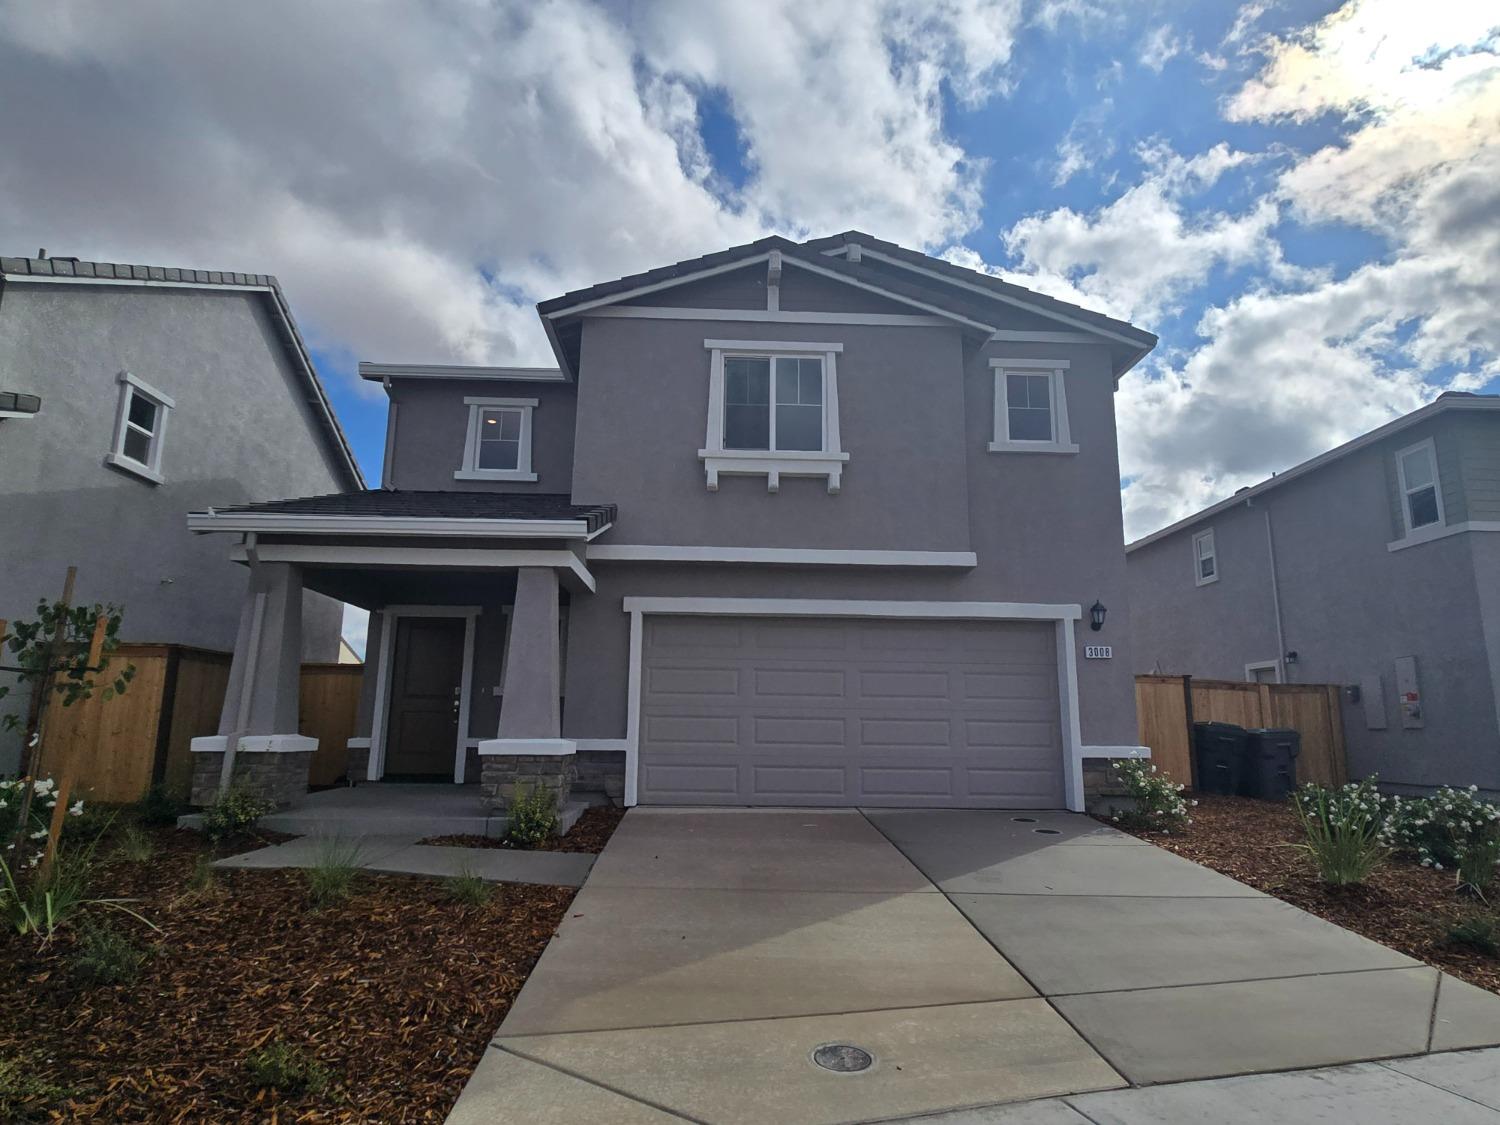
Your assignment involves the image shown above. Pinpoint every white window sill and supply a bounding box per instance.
[454,469,538,482]
[1387,521,1461,551]
[104,452,164,485]
[987,440,1079,455]
[1194,573,1219,587]
[699,448,850,494]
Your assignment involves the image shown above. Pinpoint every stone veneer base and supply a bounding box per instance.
[190,740,316,809]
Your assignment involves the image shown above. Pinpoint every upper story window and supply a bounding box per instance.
[988,359,1077,454]
[1395,438,1443,535]
[105,371,173,484]
[1193,528,1218,586]
[457,397,537,482]
[700,339,848,494]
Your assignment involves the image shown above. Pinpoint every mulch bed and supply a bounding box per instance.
[420,803,627,854]
[1107,794,1500,995]
[0,823,582,1121]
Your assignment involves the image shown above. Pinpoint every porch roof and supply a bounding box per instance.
[188,490,617,539]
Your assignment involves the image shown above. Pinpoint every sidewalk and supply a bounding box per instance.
[214,834,596,887]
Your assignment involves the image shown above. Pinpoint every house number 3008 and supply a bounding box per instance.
[1084,645,1113,660]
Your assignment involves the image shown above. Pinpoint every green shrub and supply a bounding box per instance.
[444,866,491,907]
[244,1041,331,1095]
[0,1053,71,1122]
[71,918,151,985]
[1105,757,1193,834]
[505,786,559,848]
[1383,786,1500,870]
[201,786,276,842]
[304,838,363,909]
[116,825,154,864]
[1289,781,1388,886]
[1447,912,1500,956]
[135,783,183,827]
[1456,828,1500,899]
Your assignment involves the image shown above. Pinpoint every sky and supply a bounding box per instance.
[2,0,1496,555]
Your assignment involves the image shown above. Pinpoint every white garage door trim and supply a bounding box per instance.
[620,598,1089,811]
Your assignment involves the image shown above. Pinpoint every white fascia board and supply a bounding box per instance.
[358,361,568,382]
[231,542,596,592]
[187,511,592,538]
[1126,397,1500,553]
[543,253,775,318]
[588,545,978,567]
[621,597,1081,621]
[585,306,952,328]
[5,273,275,294]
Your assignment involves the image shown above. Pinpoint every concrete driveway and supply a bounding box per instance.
[448,808,1500,1124]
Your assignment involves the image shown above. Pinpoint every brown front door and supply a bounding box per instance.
[384,616,466,778]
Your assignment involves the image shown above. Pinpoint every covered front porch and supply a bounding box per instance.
[184,492,617,817]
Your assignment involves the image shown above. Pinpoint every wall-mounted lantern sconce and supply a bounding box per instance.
[1285,650,1299,666]
[1089,601,1107,632]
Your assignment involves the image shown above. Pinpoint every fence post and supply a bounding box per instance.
[1181,674,1196,789]
[1256,682,1274,728]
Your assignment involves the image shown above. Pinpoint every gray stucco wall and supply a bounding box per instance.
[384,377,576,493]
[0,282,349,769]
[1127,413,1500,791]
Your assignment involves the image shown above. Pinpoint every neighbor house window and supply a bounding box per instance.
[1395,438,1443,535]
[988,359,1077,453]
[458,397,537,481]
[1193,528,1218,586]
[105,371,173,484]
[700,339,848,493]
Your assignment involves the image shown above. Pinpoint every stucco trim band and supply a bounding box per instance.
[477,739,578,757]
[190,734,319,755]
[587,545,978,567]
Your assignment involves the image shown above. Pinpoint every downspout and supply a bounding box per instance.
[1262,505,1289,683]
[219,533,266,794]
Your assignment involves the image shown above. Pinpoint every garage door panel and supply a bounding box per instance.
[640,616,1064,807]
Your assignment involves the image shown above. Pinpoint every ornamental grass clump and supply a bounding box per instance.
[1107,757,1193,835]
[444,866,492,907]
[1289,779,1389,887]
[1455,828,1500,900]
[1447,911,1500,957]
[1383,786,1500,871]
[304,837,364,910]
[244,1041,332,1096]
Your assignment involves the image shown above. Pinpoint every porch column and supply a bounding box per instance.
[478,567,575,814]
[189,562,317,807]
[344,610,383,784]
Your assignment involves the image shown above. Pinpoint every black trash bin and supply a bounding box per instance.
[1243,728,1300,800]
[1192,721,1248,795]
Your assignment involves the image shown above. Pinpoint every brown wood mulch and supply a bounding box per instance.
[420,803,627,854]
[1107,794,1500,995]
[0,823,587,1122]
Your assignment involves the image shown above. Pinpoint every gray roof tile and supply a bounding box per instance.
[209,490,617,533]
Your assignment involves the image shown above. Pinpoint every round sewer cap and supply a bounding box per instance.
[812,1044,874,1073]
[1034,828,1062,835]
[1010,816,1038,823]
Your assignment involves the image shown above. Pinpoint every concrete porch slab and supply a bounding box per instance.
[366,843,595,887]
[497,999,1124,1125]
[446,1048,683,1124]
[950,893,1419,995]
[1051,966,1441,1085]
[585,808,932,892]
[500,883,1035,1036]
[1385,1046,1500,1111]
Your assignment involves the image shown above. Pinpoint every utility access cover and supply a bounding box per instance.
[812,1044,874,1073]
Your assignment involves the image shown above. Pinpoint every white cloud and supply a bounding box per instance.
[1139,25,1187,73]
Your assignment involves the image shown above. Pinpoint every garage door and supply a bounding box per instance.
[638,615,1064,807]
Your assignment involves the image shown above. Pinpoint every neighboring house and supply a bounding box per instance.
[186,232,1157,813]
[1127,393,1500,795]
[0,253,363,772]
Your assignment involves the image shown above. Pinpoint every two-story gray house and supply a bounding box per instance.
[1127,392,1500,795]
[187,233,1157,813]
[0,253,363,772]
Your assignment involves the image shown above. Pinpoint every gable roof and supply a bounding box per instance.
[1125,392,1500,552]
[0,253,364,489]
[537,231,1157,380]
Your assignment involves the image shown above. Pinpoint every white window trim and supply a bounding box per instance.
[457,396,538,482]
[105,370,174,484]
[1394,437,1445,538]
[987,359,1077,454]
[1245,660,1282,684]
[1193,528,1218,587]
[700,339,849,494]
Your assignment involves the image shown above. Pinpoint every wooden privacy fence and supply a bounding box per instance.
[1136,674,1348,790]
[38,643,363,804]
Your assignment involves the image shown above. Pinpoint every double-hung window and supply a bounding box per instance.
[1395,438,1443,536]
[988,358,1077,453]
[458,397,537,481]
[106,371,173,484]
[1193,528,1218,586]
[701,340,848,493]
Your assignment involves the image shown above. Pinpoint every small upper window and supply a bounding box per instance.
[106,371,173,484]
[458,397,537,481]
[1193,528,1218,586]
[988,359,1077,453]
[1396,439,1443,534]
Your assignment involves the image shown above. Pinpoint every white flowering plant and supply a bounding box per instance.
[1289,778,1389,886]
[1108,756,1194,835]
[1381,786,1500,871]
[0,779,84,868]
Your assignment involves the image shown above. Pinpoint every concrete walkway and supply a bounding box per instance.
[446,808,1500,1124]
[214,834,595,887]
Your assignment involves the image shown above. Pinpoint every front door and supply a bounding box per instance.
[385,616,466,778]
